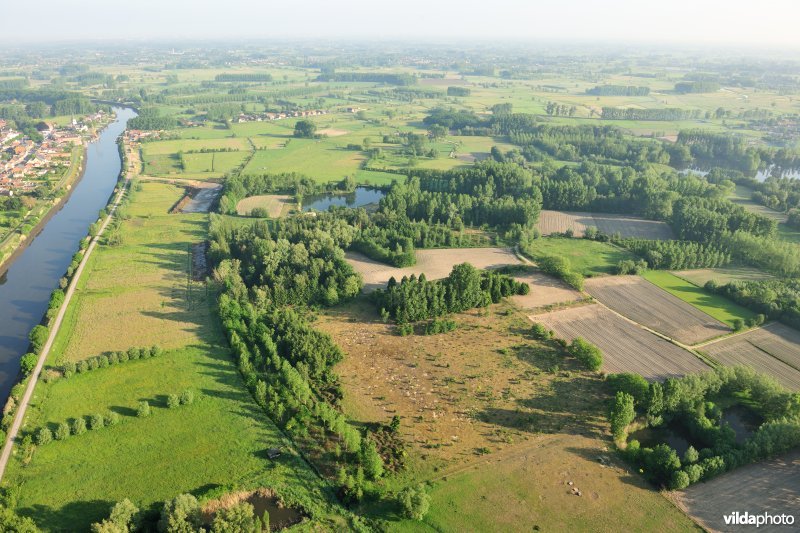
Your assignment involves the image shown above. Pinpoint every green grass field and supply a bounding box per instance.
[525,237,636,276]
[642,270,756,328]
[6,182,339,530]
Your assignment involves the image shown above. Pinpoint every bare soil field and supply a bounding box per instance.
[347,248,521,291]
[584,276,730,345]
[674,449,800,533]
[537,210,674,239]
[672,266,774,286]
[700,323,800,390]
[235,194,293,217]
[531,304,709,381]
[509,270,585,310]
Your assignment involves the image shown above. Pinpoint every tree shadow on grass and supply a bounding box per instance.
[20,499,112,532]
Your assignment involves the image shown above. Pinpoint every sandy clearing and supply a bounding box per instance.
[347,248,522,292]
[537,210,674,240]
[531,304,709,381]
[509,270,585,309]
[318,128,348,137]
[181,185,222,213]
[584,275,729,345]
[235,194,293,217]
[674,449,800,533]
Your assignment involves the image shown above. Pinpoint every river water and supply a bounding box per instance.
[0,107,135,401]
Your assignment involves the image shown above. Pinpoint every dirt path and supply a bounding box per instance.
[0,176,131,482]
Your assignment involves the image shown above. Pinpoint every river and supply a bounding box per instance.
[0,107,135,401]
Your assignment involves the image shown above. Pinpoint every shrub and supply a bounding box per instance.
[609,392,635,440]
[732,318,745,332]
[683,446,699,464]
[398,484,431,521]
[139,347,150,359]
[35,427,53,446]
[98,355,110,368]
[88,358,99,371]
[127,347,140,360]
[670,469,690,490]
[91,498,140,533]
[150,345,162,357]
[19,353,38,376]
[62,361,76,376]
[136,401,150,418]
[90,413,105,430]
[28,325,49,354]
[397,323,413,336]
[109,352,119,364]
[55,422,70,441]
[179,389,194,405]
[167,394,180,409]
[158,494,202,532]
[72,417,87,435]
[530,322,552,340]
[118,350,129,362]
[568,337,603,371]
[105,411,121,427]
[606,373,649,406]
[77,360,88,374]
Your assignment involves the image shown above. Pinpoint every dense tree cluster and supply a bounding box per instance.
[214,73,273,82]
[446,86,470,97]
[614,238,731,269]
[374,263,528,323]
[706,278,800,329]
[674,81,721,94]
[601,107,702,121]
[611,367,800,489]
[316,71,416,86]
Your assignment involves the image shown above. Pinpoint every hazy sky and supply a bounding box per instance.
[2,0,798,47]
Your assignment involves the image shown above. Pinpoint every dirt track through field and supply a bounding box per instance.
[531,304,709,381]
[584,276,729,345]
[674,449,800,533]
[537,210,674,239]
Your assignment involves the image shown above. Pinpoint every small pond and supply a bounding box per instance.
[247,491,304,530]
[722,404,763,445]
[302,187,385,212]
[629,425,694,456]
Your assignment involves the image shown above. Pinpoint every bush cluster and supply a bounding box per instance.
[61,345,162,378]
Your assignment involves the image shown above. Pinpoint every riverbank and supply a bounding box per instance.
[0,145,87,279]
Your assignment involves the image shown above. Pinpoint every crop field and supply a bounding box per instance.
[700,323,800,390]
[181,151,249,175]
[584,276,730,345]
[536,210,674,239]
[671,266,774,286]
[317,301,697,532]
[675,449,800,533]
[346,248,521,291]
[642,270,757,329]
[523,237,636,276]
[532,304,709,380]
[235,194,294,217]
[8,181,334,530]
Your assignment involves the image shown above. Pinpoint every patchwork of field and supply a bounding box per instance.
[584,276,730,345]
[675,449,800,533]
[532,304,709,381]
[700,323,800,390]
[537,210,674,240]
[672,266,774,286]
[346,248,521,291]
[235,194,293,217]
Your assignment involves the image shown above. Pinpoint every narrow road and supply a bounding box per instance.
[0,176,130,482]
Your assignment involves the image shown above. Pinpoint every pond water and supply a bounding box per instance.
[301,187,385,212]
[247,492,303,530]
[755,166,800,182]
[722,404,762,444]
[629,425,693,456]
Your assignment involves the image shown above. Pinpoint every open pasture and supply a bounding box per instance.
[675,449,800,533]
[242,138,364,182]
[346,247,521,292]
[531,304,709,380]
[584,276,729,345]
[536,210,674,240]
[523,237,637,276]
